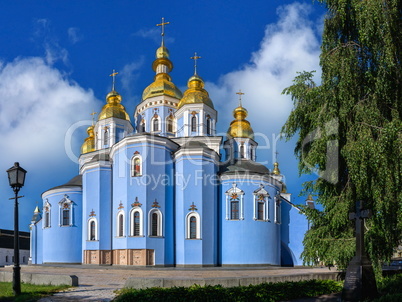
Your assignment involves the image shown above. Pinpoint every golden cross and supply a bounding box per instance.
[236,90,245,107]
[156,17,170,45]
[190,52,202,75]
[90,110,97,125]
[110,69,118,91]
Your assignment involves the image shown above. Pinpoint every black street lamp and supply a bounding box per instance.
[6,162,27,296]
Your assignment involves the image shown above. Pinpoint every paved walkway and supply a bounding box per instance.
[0,265,340,301]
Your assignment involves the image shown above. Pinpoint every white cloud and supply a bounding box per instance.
[208,2,322,150]
[68,27,83,44]
[133,27,175,45]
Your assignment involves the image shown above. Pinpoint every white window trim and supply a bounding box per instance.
[166,116,175,133]
[190,114,198,133]
[131,154,142,177]
[225,184,244,220]
[58,195,73,227]
[253,185,270,221]
[116,210,125,237]
[43,200,51,228]
[130,207,144,237]
[185,211,201,239]
[151,116,160,132]
[87,217,98,241]
[148,209,163,237]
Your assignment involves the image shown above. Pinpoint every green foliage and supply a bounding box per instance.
[113,279,342,302]
[0,282,69,301]
[373,273,402,301]
[282,0,402,272]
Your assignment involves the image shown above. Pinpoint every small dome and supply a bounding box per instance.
[142,73,183,101]
[273,162,281,175]
[98,90,130,121]
[177,74,214,109]
[156,46,169,59]
[81,125,95,154]
[227,105,254,139]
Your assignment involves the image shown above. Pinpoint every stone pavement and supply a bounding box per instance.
[0,265,341,301]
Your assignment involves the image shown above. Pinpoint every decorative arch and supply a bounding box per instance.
[58,195,74,227]
[191,114,197,132]
[225,183,245,220]
[148,208,163,237]
[186,210,201,239]
[151,115,160,132]
[166,115,174,133]
[43,199,51,228]
[88,217,98,241]
[206,116,212,135]
[253,184,270,221]
[130,207,144,236]
[131,152,142,177]
[116,210,125,237]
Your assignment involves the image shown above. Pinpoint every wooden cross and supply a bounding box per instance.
[349,200,371,258]
[236,90,245,107]
[190,52,202,75]
[110,69,118,91]
[156,17,170,45]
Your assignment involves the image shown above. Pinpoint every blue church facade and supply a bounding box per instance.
[29,35,313,267]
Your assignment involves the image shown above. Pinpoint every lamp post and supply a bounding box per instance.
[6,162,27,296]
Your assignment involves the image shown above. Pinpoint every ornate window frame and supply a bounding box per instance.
[88,217,98,241]
[225,183,245,220]
[148,208,163,237]
[129,207,144,237]
[166,115,174,133]
[58,195,74,227]
[191,115,197,132]
[131,153,142,177]
[185,211,201,239]
[151,115,160,132]
[43,199,51,228]
[253,185,270,221]
[116,210,125,237]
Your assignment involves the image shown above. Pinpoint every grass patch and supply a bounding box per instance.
[113,279,343,302]
[0,282,70,302]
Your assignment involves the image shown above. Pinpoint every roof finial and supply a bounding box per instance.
[236,90,245,107]
[90,110,97,126]
[275,150,279,163]
[190,52,202,75]
[110,69,118,91]
[156,17,170,47]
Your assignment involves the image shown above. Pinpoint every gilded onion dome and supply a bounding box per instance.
[227,105,254,139]
[273,162,281,175]
[142,46,183,101]
[98,90,130,121]
[81,125,95,154]
[177,74,214,109]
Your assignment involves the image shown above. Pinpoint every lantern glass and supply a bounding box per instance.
[6,162,26,188]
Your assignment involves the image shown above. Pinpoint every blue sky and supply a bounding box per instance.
[0,1,325,231]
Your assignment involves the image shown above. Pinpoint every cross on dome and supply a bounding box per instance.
[156,17,170,46]
[190,52,202,75]
[236,90,245,107]
[110,69,118,91]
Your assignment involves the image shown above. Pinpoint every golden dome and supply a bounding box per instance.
[142,73,183,100]
[177,74,214,109]
[227,105,254,139]
[156,45,169,59]
[81,125,95,154]
[273,162,281,175]
[98,90,130,121]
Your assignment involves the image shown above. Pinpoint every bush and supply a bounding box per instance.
[113,279,342,302]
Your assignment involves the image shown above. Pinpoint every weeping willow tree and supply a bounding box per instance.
[282,0,402,272]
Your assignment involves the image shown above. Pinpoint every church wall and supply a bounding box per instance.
[281,201,308,266]
[41,189,82,263]
[220,178,281,266]
[111,138,176,266]
[175,154,218,266]
[30,220,43,264]
[82,165,112,264]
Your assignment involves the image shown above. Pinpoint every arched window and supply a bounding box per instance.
[117,211,125,237]
[206,118,212,135]
[131,154,142,177]
[253,185,270,221]
[59,196,73,227]
[141,121,146,132]
[250,147,254,160]
[186,211,201,239]
[148,209,162,237]
[104,127,109,146]
[240,144,245,158]
[43,200,51,228]
[225,184,245,220]
[88,218,98,241]
[153,118,159,132]
[130,207,143,236]
[166,116,174,133]
[191,116,197,132]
